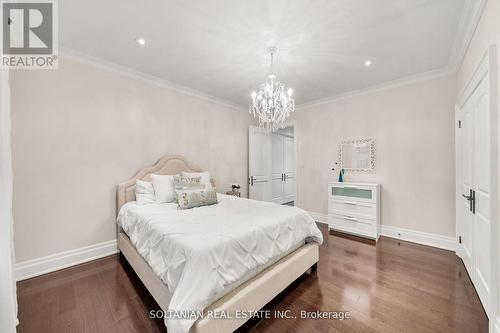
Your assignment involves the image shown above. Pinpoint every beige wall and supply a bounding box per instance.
[11,58,255,262]
[292,75,457,237]
[13,11,495,263]
[456,0,500,325]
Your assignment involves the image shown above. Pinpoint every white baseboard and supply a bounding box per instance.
[307,211,456,252]
[14,216,457,281]
[15,239,118,281]
[380,225,456,252]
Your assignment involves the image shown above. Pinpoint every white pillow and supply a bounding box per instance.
[151,174,176,203]
[182,171,212,189]
[135,179,156,205]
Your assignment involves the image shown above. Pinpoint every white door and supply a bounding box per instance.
[471,75,492,313]
[270,134,284,204]
[457,94,475,278]
[248,126,271,201]
[456,61,494,317]
[283,136,295,203]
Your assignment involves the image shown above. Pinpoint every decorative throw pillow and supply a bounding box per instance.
[151,174,176,203]
[176,188,218,210]
[173,175,204,202]
[181,171,212,190]
[135,179,156,205]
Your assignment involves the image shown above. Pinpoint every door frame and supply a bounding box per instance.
[455,44,498,323]
[0,68,17,331]
[455,104,474,274]
[281,120,298,206]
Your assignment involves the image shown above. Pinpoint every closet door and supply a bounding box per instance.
[249,126,271,201]
[283,136,295,203]
[270,134,284,204]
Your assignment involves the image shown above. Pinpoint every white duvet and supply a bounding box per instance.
[117,194,323,333]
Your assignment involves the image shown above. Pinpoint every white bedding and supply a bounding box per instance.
[117,194,323,333]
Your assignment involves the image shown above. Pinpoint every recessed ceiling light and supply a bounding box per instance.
[135,37,146,46]
[364,59,373,67]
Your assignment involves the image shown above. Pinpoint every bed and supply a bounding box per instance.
[116,155,323,333]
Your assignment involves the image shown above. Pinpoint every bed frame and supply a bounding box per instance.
[117,155,319,333]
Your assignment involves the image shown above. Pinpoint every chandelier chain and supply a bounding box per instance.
[270,51,274,74]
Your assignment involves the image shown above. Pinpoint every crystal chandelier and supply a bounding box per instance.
[249,47,295,132]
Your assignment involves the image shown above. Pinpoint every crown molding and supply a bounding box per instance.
[296,68,454,110]
[296,0,487,110]
[59,0,486,113]
[448,0,488,73]
[59,47,247,112]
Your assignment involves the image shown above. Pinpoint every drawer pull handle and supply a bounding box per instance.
[343,201,358,205]
[343,216,358,221]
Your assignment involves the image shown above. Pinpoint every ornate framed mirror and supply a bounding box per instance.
[339,139,375,172]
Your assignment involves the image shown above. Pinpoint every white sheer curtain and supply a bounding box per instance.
[0,68,17,332]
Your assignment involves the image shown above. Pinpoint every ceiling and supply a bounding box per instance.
[60,0,478,108]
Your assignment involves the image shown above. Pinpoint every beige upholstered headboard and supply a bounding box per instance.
[116,155,213,212]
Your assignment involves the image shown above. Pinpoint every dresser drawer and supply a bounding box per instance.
[329,184,376,203]
[328,213,376,238]
[329,199,376,219]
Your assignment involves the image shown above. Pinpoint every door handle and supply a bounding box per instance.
[249,176,268,185]
[343,201,358,205]
[343,216,358,222]
[472,190,475,214]
[462,189,475,214]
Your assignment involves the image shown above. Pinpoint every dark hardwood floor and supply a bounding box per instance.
[17,224,488,333]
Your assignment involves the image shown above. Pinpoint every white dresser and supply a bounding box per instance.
[328,182,380,241]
